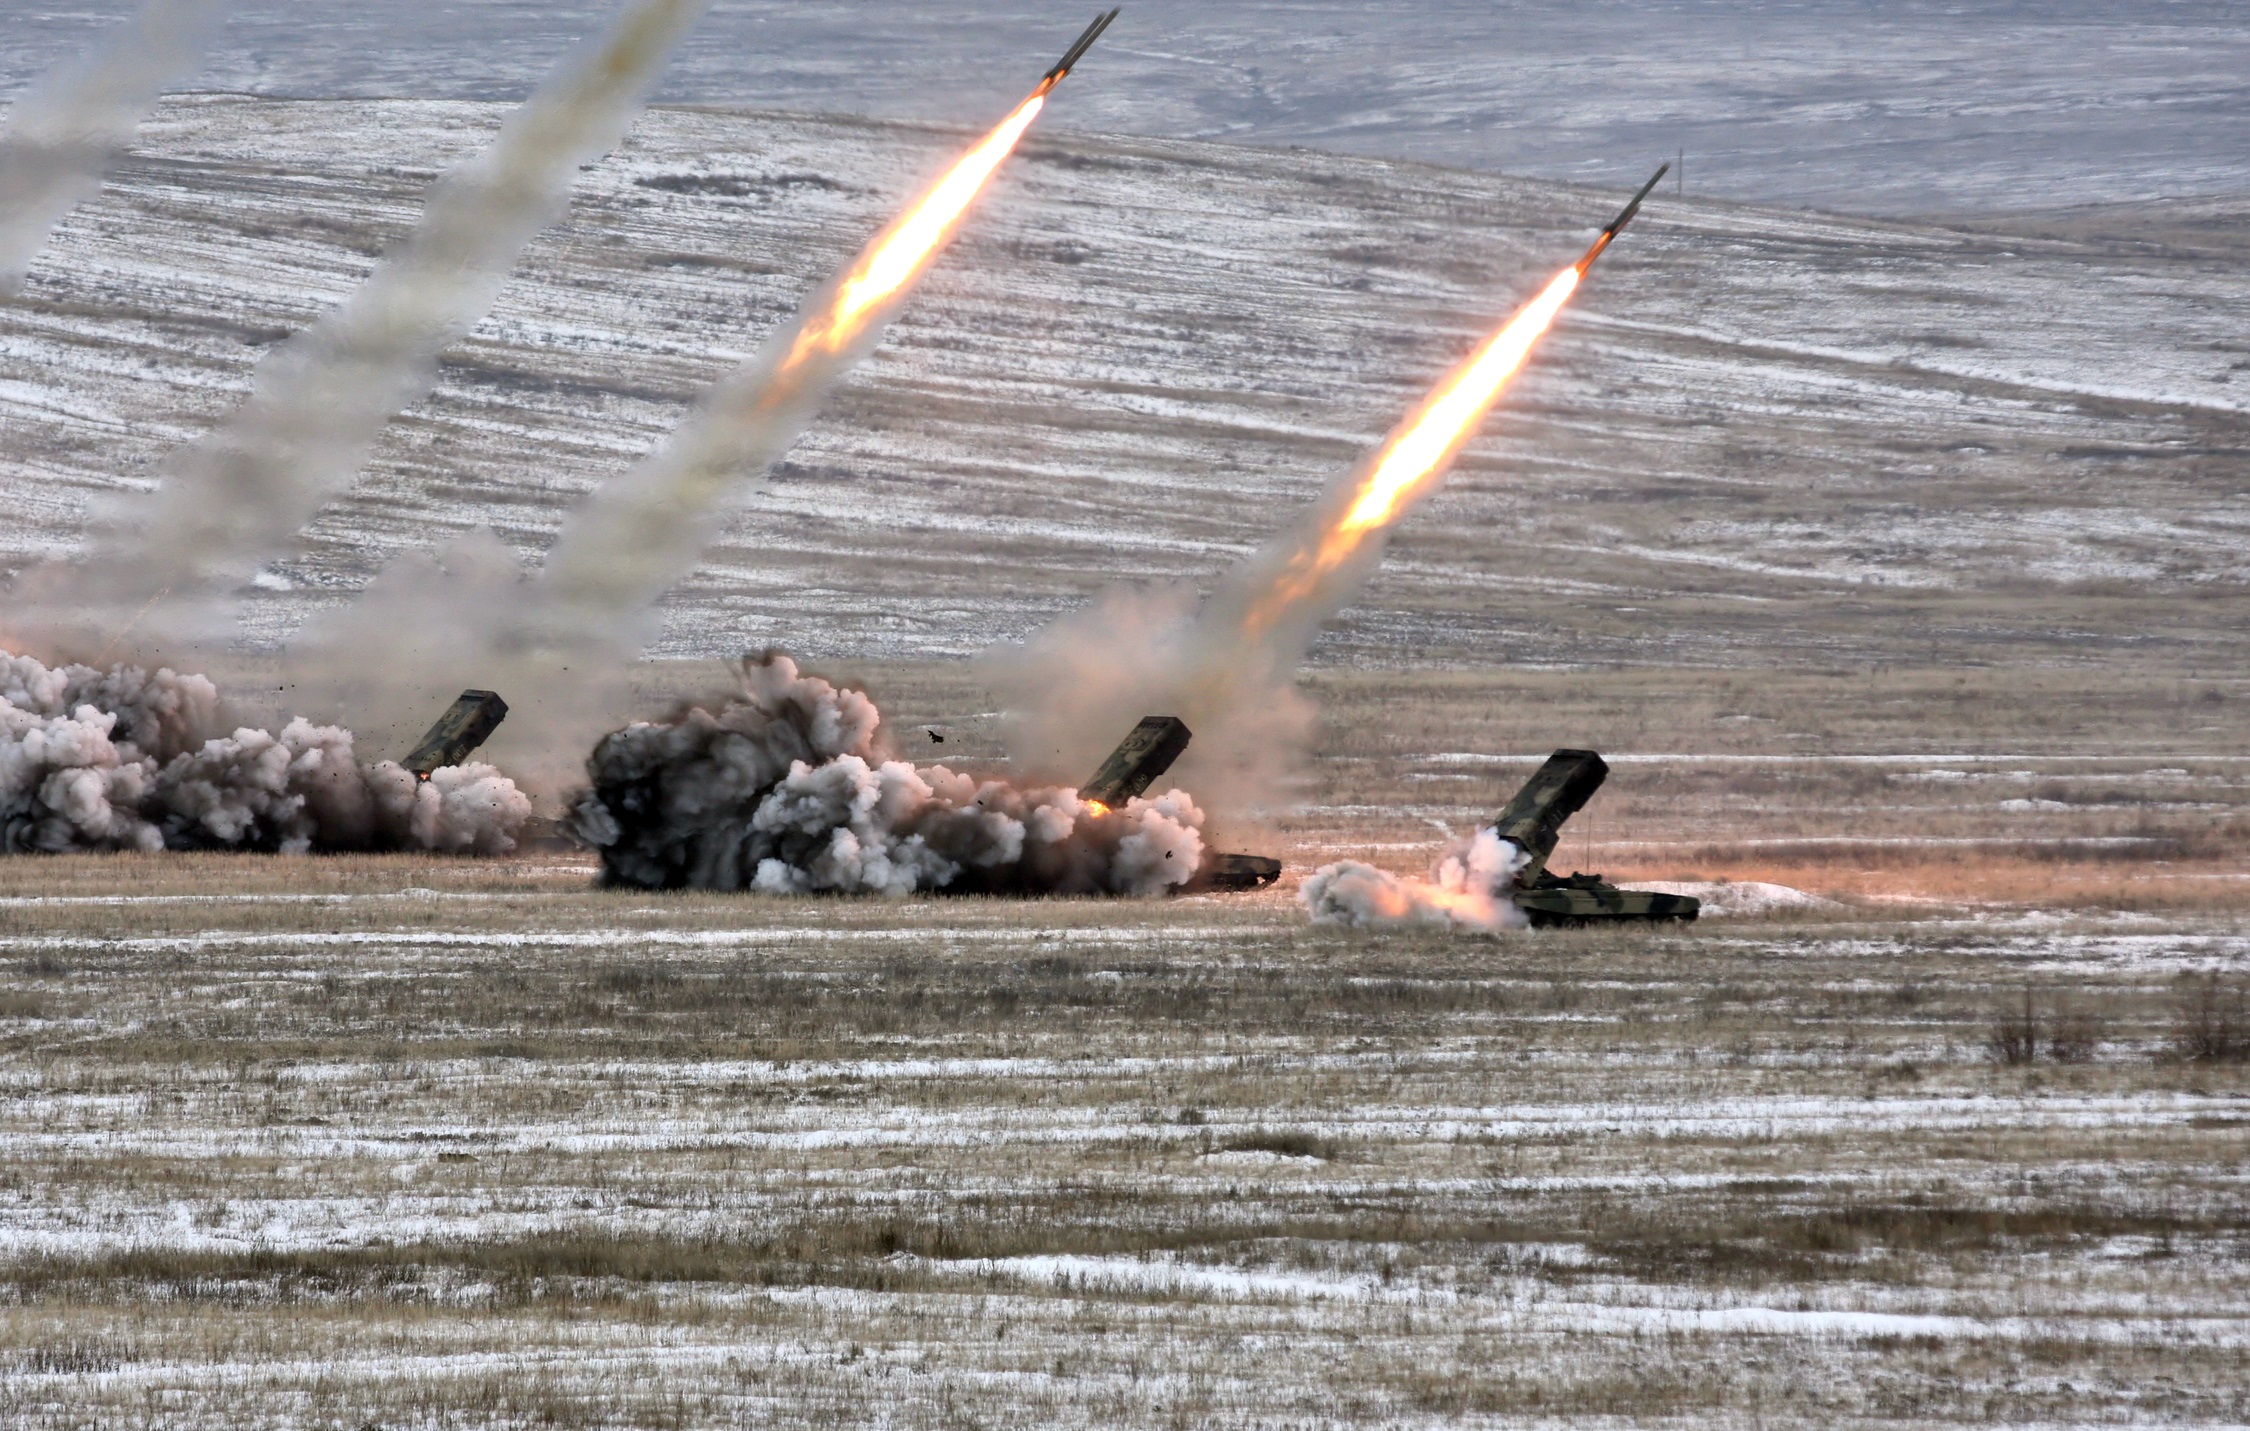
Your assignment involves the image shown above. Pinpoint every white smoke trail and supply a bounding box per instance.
[529,83,1055,636]
[570,652,1206,896]
[296,68,1065,792]
[0,649,529,854]
[1301,828,1530,934]
[39,0,709,650]
[989,259,1600,812]
[0,0,227,296]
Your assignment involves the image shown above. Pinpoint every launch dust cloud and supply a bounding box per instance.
[0,649,528,853]
[1300,828,1530,934]
[570,652,1206,895]
[0,0,226,296]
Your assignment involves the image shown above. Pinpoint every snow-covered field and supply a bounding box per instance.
[1,78,2246,1427]
[0,97,2243,712]
[1,849,2245,1426]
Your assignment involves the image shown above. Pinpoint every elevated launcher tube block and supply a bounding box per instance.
[402,690,509,779]
[1081,716,1192,809]
[1496,749,1699,927]
[1080,715,1280,892]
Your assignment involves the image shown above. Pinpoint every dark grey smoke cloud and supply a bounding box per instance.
[570,652,1205,895]
[0,0,227,295]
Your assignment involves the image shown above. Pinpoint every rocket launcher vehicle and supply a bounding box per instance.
[1493,749,1698,927]
[401,689,509,779]
[1081,715,1281,892]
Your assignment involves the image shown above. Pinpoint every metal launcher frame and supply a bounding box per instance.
[401,690,509,779]
[1495,749,1699,927]
[1080,715,1280,892]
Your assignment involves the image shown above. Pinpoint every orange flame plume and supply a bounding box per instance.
[1239,262,1584,638]
[782,85,1052,371]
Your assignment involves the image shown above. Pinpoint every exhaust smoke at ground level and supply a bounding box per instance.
[0,649,528,854]
[0,0,226,296]
[16,0,708,661]
[1302,827,1530,933]
[571,652,1205,896]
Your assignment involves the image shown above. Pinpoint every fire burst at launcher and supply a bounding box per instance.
[1238,163,1669,641]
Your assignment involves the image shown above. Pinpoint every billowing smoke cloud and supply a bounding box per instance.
[571,651,1206,895]
[35,0,709,651]
[0,0,226,296]
[1,649,528,854]
[1301,828,1530,934]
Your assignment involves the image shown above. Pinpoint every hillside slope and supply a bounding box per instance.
[0,96,2243,678]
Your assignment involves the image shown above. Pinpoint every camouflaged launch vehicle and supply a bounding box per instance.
[1496,749,1698,927]
[401,689,508,778]
[1081,715,1281,892]
[1081,716,1193,809]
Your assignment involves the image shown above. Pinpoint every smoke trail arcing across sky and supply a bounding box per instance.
[34,0,708,654]
[302,26,1104,791]
[992,236,1625,810]
[0,0,227,297]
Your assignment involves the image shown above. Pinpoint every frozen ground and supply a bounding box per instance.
[5,2,2249,214]
[1,846,2245,1427]
[0,97,2244,748]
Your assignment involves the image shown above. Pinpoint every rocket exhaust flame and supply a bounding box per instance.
[1235,163,1666,646]
[304,14,1121,788]
[991,167,1662,811]
[531,11,1117,627]
[1236,264,1582,640]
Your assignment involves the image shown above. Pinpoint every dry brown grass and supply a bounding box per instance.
[0,663,2244,1426]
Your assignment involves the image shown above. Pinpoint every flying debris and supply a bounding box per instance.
[402,689,509,779]
[1079,715,1280,892]
[570,653,1205,897]
[1189,852,1283,893]
[1495,750,1699,927]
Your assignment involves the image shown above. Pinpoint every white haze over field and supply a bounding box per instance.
[0,0,225,295]
[6,1,2244,215]
[19,0,708,658]
[1302,827,1531,934]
